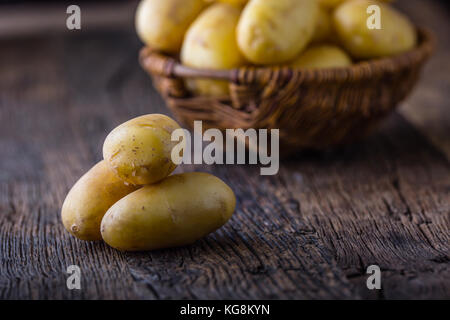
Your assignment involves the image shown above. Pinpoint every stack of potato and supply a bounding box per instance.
[61,114,236,251]
[136,0,417,95]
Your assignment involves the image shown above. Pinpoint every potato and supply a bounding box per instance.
[290,45,352,69]
[101,172,236,251]
[204,0,248,7]
[103,114,183,185]
[333,0,417,59]
[135,0,206,53]
[61,161,139,241]
[312,7,333,43]
[181,3,246,96]
[237,0,319,65]
[319,0,346,9]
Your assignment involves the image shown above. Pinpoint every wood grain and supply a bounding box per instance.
[0,0,448,299]
[398,0,450,160]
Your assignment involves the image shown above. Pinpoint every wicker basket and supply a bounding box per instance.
[140,28,434,154]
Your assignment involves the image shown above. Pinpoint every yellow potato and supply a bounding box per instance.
[181,3,246,96]
[290,45,352,69]
[135,0,206,53]
[237,0,319,65]
[333,0,416,59]
[101,172,236,251]
[312,7,333,43]
[103,114,183,185]
[319,0,392,9]
[319,0,346,9]
[61,161,139,241]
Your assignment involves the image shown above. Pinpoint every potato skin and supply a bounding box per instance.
[101,172,236,251]
[135,0,206,53]
[319,0,346,9]
[205,0,248,7]
[181,3,246,96]
[61,161,139,241]
[237,0,319,65]
[290,45,352,69]
[333,0,416,59]
[103,114,182,185]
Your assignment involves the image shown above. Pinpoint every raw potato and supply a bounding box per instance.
[319,0,346,9]
[61,161,139,241]
[333,0,417,59]
[181,3,246,96]
[237,0,319,65]
[101,172,236,251]
[290,45,352,69]
[319,0,392,9]
[135,0,206,53]
[103,114,183,185]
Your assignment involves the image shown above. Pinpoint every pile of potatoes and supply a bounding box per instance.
[61,114,236,251]
[136,0,417,96]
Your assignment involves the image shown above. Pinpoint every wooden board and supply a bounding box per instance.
[0,0,448,299]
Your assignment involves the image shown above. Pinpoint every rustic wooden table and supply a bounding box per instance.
[0,0,448,299]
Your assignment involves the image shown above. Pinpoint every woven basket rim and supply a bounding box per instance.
[140,28,435,85]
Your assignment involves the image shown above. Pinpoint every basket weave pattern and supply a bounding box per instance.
[140,29,434,151]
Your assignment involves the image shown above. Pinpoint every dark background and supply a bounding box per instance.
[0,0,448,300]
